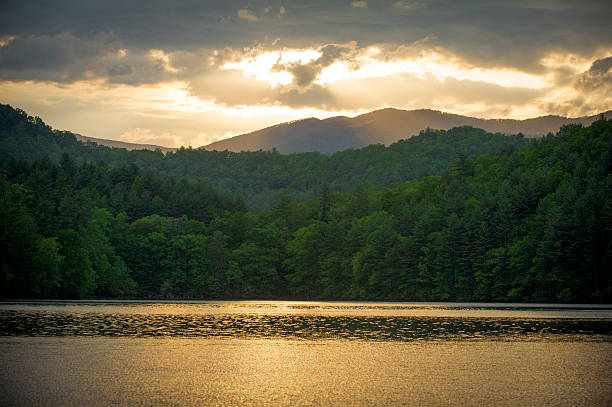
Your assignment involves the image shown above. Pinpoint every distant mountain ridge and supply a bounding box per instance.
[59,108,612,155]
[0,103,531,211]
[74,134,176,153]
[203,108,612,154]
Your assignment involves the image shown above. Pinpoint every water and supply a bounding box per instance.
[1,301,611,406]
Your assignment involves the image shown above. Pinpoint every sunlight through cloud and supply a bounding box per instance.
[222,49,321,86]
[223,46,551,90]
[319,49,551,89]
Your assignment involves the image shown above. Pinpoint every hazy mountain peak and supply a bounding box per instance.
[68,108,612,155]
[203,108,612,154]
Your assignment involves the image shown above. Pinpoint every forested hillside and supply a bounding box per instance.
[1,106,610,302]
[0,104,530,210]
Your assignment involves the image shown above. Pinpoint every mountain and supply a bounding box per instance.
[74,134,176,153]
[203,108,612,154]
[2,115,611,302]
[0,104,531,210]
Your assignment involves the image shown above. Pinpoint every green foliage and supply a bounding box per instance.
[0,103,530,211]
[1,104,610,302]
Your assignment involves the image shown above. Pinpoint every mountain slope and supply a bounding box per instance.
[204,108,612,154]
[2,118,610,301]
[0,104,530,210]
[75,134,176,153]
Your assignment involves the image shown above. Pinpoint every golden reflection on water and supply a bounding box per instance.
[1,300,612,317]
[1,337,611,406]
[0,301,610,341]
[1,302,612,406]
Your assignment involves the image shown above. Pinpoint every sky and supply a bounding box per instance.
[0,0,611,148]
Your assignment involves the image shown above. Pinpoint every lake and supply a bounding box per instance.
[1,301,611,406]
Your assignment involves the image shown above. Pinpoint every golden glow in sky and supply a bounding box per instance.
[223,47,552,90]
[2,38,609,148]
[222,49,322,86]
[0,79,365,147]
[0,0,610,148]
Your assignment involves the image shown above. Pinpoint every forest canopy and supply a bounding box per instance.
[1,105,610,302]
[0,104,530,210]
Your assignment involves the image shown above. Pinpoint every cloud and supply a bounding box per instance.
[0,0,609,74]
[194,41,549,112]
[222,41,549,92]
[0,33,118,82]
[393,0,424,9]
[268,43,358,89]
[0,0,611,145]
[187,65,337,109]
[537,56,612,117]
[277,85,335,108]
[0,33,182,84]
[287,62,321,87]
[318,72,545,114]
[237,9,258,21]
[188,69,282,106]
[120,128,185,147]
[292,44,357,87]
[575,56,612,93]
[0,79,358,148]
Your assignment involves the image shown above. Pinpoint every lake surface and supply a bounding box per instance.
[1,301,611,406]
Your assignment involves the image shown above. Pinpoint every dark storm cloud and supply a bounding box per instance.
[0,32,179,84]
[274,44,356,88]
[539,57,612,117]
[1,0,611,85]
[286,62,320,87]
[575,56,612,93]
[0,0,281,50]
[590,57,612,73]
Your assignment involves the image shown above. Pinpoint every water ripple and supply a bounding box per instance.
[1,310,611,342]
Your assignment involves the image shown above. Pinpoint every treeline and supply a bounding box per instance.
[1,117,610,302]
[0,104,530,210]
[0,155,245,298]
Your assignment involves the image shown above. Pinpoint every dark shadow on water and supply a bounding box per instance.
[1,311,611,341]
